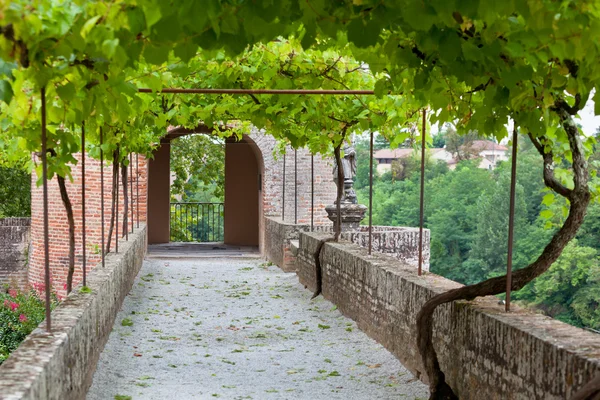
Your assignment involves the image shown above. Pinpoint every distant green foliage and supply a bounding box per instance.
[169,203,224,243]
[170,135,225,202]
[0,288,57,364]
[356,138,600,330]
[516,241,600,329]
[0,166,30,218]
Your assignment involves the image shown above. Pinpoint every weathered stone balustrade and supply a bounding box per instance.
[263,216,429,272]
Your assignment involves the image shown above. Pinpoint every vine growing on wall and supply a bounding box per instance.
[1,1,600,398]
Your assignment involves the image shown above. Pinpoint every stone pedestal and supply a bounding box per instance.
[325,203,367,231]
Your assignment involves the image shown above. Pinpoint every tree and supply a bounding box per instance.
[432,133,446,149]
[374,133,390,150]
[0,166,30,217]
[170,135,225,201]
[516,240,600,330]
[468,174,528,283]
[426,161,494,279]
[444,126,481,161]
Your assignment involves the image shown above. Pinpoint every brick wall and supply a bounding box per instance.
[29,153,147,297]
[295,232,600,400]
[28,128,337,292]
[249,130,336,225]
[263,217,312,272]
[0,218,30,289]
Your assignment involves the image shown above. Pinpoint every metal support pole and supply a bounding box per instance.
[81,122,87,287]
[124,156,128,242]
[294,149,298,225]
[116,148,119,253]
[136,154,139,228]
[282,152,286,222]
[41,87,51,332]
[311,154,314,232]
[506,125,519,312]
[418,109,426,276]
[138,88,375,95]
[130,153,133,233]
[100,128,105,268]
[369,131,374,255]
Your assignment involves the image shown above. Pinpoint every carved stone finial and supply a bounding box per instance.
[326,140,367,230]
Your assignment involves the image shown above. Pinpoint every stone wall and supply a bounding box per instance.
[0,225,147,400]
[263,216,429,273]
[0,218,30,288]
[263,217,311,272]
[295,232,600,400]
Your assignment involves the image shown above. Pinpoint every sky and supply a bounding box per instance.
[577,98,600,136]
[364,96,600,145]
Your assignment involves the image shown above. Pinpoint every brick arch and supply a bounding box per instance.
[149,126,335,250]
[28,125,336,296]
[147,126,266,248]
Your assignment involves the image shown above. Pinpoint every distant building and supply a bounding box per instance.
[374,140,508,173]
[468,140,509,169]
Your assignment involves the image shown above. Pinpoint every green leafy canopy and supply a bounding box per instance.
[0,0,597,201]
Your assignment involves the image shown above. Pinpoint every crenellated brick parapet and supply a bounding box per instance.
[263,216,429,273]
[341,225,430,271]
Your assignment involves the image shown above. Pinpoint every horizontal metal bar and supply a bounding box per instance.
[171,202,224,205]
[139,88,375,95]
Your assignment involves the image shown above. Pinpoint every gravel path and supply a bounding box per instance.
[87,256,428,400]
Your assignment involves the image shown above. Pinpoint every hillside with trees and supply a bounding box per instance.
[355,132,600,332]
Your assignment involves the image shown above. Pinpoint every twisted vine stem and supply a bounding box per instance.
[312,126,348,299]
[416,103,591,399]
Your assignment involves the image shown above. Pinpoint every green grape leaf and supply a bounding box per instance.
[347,18,380,48]
[144,44,170,65]
[81,15,101,39]
[56,82,76,102]
[0,80,13,104]
[542,192,555,206]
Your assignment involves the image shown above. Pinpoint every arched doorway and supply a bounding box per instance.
[146,126,263,249]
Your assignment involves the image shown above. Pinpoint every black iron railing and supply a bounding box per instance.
[170,202,224,242]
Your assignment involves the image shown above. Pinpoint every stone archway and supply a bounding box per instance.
[146,126,267,249]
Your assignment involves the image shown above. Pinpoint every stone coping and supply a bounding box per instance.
[0,225,147,400]
[296,231,600,400]
[0,218,31,227]
[289,239,300,256]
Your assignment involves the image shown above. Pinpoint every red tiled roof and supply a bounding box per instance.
[468,140,508,151]
[374,147,448,159]
[373,148,414,159]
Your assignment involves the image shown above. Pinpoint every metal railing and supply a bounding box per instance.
[170,202,224,242]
